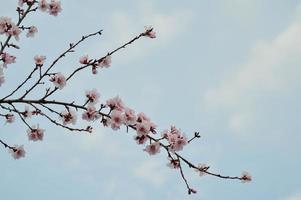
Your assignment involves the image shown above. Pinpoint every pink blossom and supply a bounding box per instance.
[60,109,77,125]
[137,112,150,122]
[106,96,125,111]
[22,106,32,118]
[18,0,26,7]
[9,145,26,159]
[124,108,136,125]
[34,55,46,66]
[164,126,188,152]
[85,89,100,105]
[134,135,148,145]
[19,0,34,7]
[144,26,156,39]
[144,142,160,155]
[167,157,180,169]
[50,72,66,89]
[137,112,156,133]
[195,163,209,176]
[5,114,15,123]
[26,26,38,37]
[110,110,124,130]
[82,105,100,122]
[27,125,44,141]
[79,55,89,64]
[1,52,16,67]
[7,24,21,41]
[136,121,150,136]
[0,17,12,34]
[39,0,49,12]
[241,171,252,183]
[48,0,62,16]
[98,55,111,68]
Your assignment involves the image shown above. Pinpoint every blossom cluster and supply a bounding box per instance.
[0,17,21,41]
[0,0,252,195]
[0,0,61,87]
[38,0,62,16]
[79,54,112,75]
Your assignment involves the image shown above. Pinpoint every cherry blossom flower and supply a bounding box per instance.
[7,24,21,41]
[110,110,124,130]
[26,26,38,37]
[9,145,26,159]
[144,142,161,155]
[34,55,46,66]
[241,171,252,183]
[85,89,100,105]
[5,114,15,123]
[27,125,44,141]
[98,55,111,68]
[79,55,89,64]
[50,72,66,89]
[167,157,180,169]
[134,135,148,145]
[18,0,34,7]
[0,17,12,34]
[22,106,32,118]
[144,26,156,39]
[164,126,188,152]
[60,109,77,125]
[195,163,209,176]
[137,112,157,134]
[39,0,49,12]
[82,105,100,122]
[48,0,62,16]
[106,96,125,111]
[136,121,150,136]
[18,0,25,7]
[137,112,150,122]
[1,52,16,67]
[123,107,136,125]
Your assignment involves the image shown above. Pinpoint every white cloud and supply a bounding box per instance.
[204,6,301,132]
[284,192,301,200]
[88,0,194,62]
[133,159,167,186]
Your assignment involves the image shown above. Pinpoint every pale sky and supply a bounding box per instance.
[0,0,301,199]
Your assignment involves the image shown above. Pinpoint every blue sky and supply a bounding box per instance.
[1,0,301,199]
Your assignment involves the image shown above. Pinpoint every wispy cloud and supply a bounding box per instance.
[204,5,301,132]
[87,0,194,62]
[284,191,301,200]
[133,159,168,186]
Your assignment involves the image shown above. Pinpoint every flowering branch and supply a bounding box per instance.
[0,2,34,54]
[0,0,252,195]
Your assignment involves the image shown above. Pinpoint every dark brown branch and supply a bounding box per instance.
[0,3,35,54]
[1,66,38,100]
[19,30,103,100]
[42,30,149,100]
[0,139,16,151]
